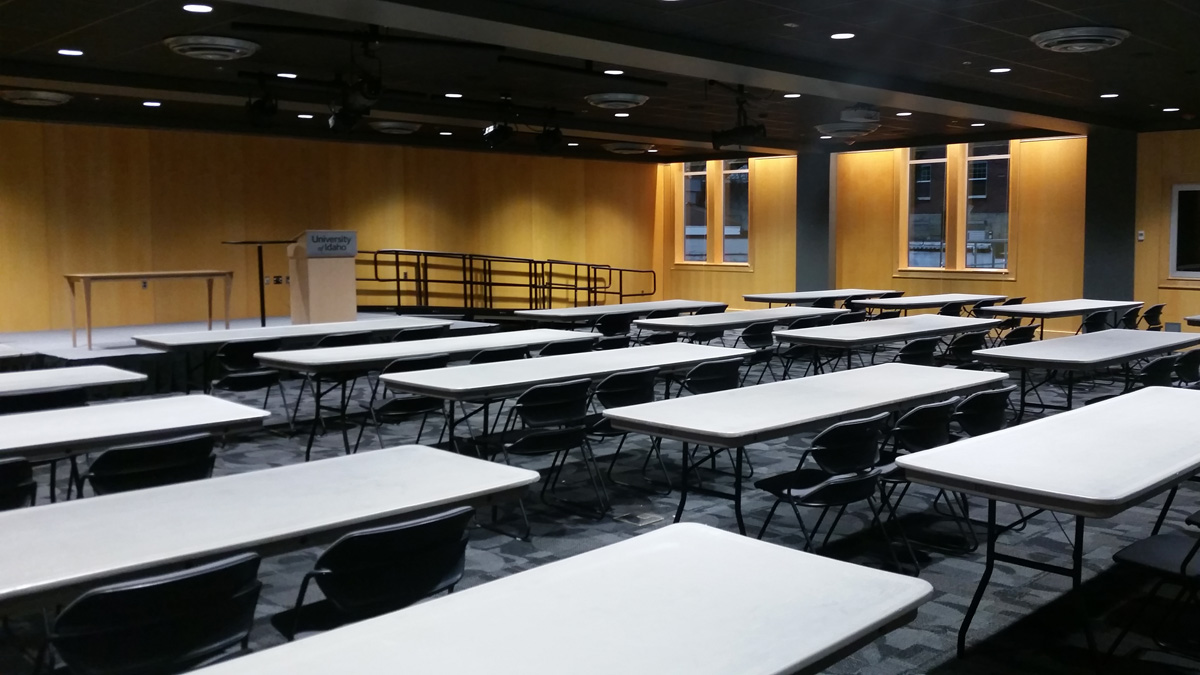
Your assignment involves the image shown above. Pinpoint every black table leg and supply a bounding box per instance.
[674,441,690,524]
[303,376,322,462]
[1017,368,1028,422]
[733,446,746,535]
[958,499,998,657]
[255,244,267,328]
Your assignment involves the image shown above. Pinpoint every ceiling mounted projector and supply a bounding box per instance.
[483,123,514,148]
[815,104,881,143]
[0,90,72,106]
[585,93,648,109]
[1030,26,1129,53]
[163,35,260,60]
[602,142,654,154]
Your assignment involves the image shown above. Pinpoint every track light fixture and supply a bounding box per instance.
[483,123,514,148]
[711,86,766,150]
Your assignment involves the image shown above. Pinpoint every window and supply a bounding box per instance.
[676,159,752,264]
[722,159,749,263]
[682,161,708,262]
[908,146,947,268]
[1170,184,1200,277]
[965,142,1010,270]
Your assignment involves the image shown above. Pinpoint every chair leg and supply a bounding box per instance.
[276,382,293,432]
[820,504,850,549]
[1107,579,1166,656]
[757,499,783,540]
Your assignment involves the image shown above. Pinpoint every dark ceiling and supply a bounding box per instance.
[0,0,1196,161]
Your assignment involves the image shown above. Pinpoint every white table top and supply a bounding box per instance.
[0,445,538,611]
[515,299,725,321]
[973,329,1200,370]
[0,395,269,461]
[774,314,999,349]
[853,293,1007,310]
[742,289,895,304]
[190,523,933,675]
[0,344,33,360]
[897,387,1200,518]
[256,329,595,374]
[132,316,456,349]
[977,298,1142,319]
[605,363,1005,447]
[383,343,751,402]
[0,366,146,395]
[1185,315,1200,327]
[633,306,846,332]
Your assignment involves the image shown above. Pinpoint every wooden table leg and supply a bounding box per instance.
[223,273,232,329]
[206,278,214,331]
[68,279,77,348]
[83,280,93,350]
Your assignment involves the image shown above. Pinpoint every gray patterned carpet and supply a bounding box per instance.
[4,341,1200,674]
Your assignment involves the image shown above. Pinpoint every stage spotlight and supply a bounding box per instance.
[483,123,514,148]
[328,107,361,132]
[536,126,563,151]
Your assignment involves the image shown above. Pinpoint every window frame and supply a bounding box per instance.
[1169,183,1200,279]
[673,159,754,268]
[720,159,751,263]
[680,161,710,263]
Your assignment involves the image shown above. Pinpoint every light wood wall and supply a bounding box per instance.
[833,137,1088,333]
[1135,130,1200,330]
[655,156,798,309]
[0,120,658,331]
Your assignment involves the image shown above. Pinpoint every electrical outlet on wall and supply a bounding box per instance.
[140,280,147,289]
[1137,230,1145,242]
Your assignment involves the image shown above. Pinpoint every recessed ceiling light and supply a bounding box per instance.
[603,69,624,75]
[647,149,658,153]
[820,135,833,139]
[277,73,297,79]
[896,112,913,117]
[614,112,629,117]
[297,114,313,119]
[444,93,463,99]
[57,49,84,57]
[439,131,453,136]
[567,142,579,147]
[1164,107,1181,112]
[783,22,799,28]
[830,33,855,40]
[971,122,985,127]
[989,67,1012,74]
[143,101,161,107]
[182,4,212,12]
[1100,93,1119,99]
[783,93,802,99]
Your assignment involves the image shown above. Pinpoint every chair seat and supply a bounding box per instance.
[212,370,280,393]
[1113,533,1200,579]
[754,468,828,498]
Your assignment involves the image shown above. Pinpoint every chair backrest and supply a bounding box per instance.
[390,325,449,342]
[315,331,373,349]
[1139,354,1180,388]
[893,397,961,453]
[595,312,638,336]
[954,385,1016,437]
[1177,349,1200,383]
[86,434,216,496]
[1119,306,1141,330]
[1001,296,1026,306]
[693,304,728,315]
[945,331,988,358]
[51,553,262,675]
[638,332,678,346]
[538,339,594,357]
[808,412,889,475]
[969,299,998,315]
[812,297,837,309]
[469,345,528,364]
[785,315,822,330]
[1081,312,1110,334]
[594,335,630,350]
[514,378,592,427]
[314,507,474,617]
[878,291,905,299]
[680,357,744,395]
[873,310,902,321]
[894,337,941,366]
[736,321,776,349]
[643,308,681,320]
[0,385,88,415]
[938,302,966,317]
[0,457,35,510]
[215,338,282,373]
[687,328,725,344]
[1001,325,1038,346]
[1142,303,1166,328]
[841,294,873,309]
[593,367,659,409]
[831,310,867,325]
[381,353,451,375]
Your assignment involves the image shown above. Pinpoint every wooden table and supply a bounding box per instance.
[0,445,537,614]
[973,329,1200,417]
[604,362,1007,533]
[742,289,895,306]
[65,271,234,349]
[897,387,1200,657]
[852,293,1006,315]
[515,299,726,325]
[0,365,145,396]
[633,306,845,335]
[189,523,933,675]
[977,298,1143,339]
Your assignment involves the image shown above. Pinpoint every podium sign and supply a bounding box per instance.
[304,230,357,258]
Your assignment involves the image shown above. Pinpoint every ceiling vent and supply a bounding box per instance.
[585,93,649,109]
[369,120,422,135]
[602,141,654,154]
[163,35,261,61]
[0,90,72,106]
[815,104,881,141]
[1030,27,1130,53]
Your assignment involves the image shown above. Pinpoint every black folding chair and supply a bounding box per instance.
[937,331,988,367]
[538,339,594,356]
[586,368,668,492]
[0,457,36,509]
[211,338,291,430]
[1177,349,1200,388]
[354,353,452,453]
[675,357,751,479]
[594,312,638,337]
[893,337,941,367]
[390,325,449,342]
[1078,311,1111,334]
[733,321,779,384]
[78,433,216,497]
[938,302,967,317]
[1141,303,1166,330]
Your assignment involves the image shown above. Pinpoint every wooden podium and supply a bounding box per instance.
[287,230,358,324]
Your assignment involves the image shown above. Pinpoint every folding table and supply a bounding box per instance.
[515,299,726,326]
[632,306,846,336]
[604,363,1006,534]
[897,387,1200,657]
[0,365,145,395]
[976,298,1143,339]
[742,289,895,307]
[972,329,1200,418]
[189,523,933,675]
[852,293,1007,315]
[0,445,537,614]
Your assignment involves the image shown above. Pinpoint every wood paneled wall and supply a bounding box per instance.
[833,137,1088,333]
[655,156,798,309]
[1135,130,1200,330]
[0,120,658,331]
